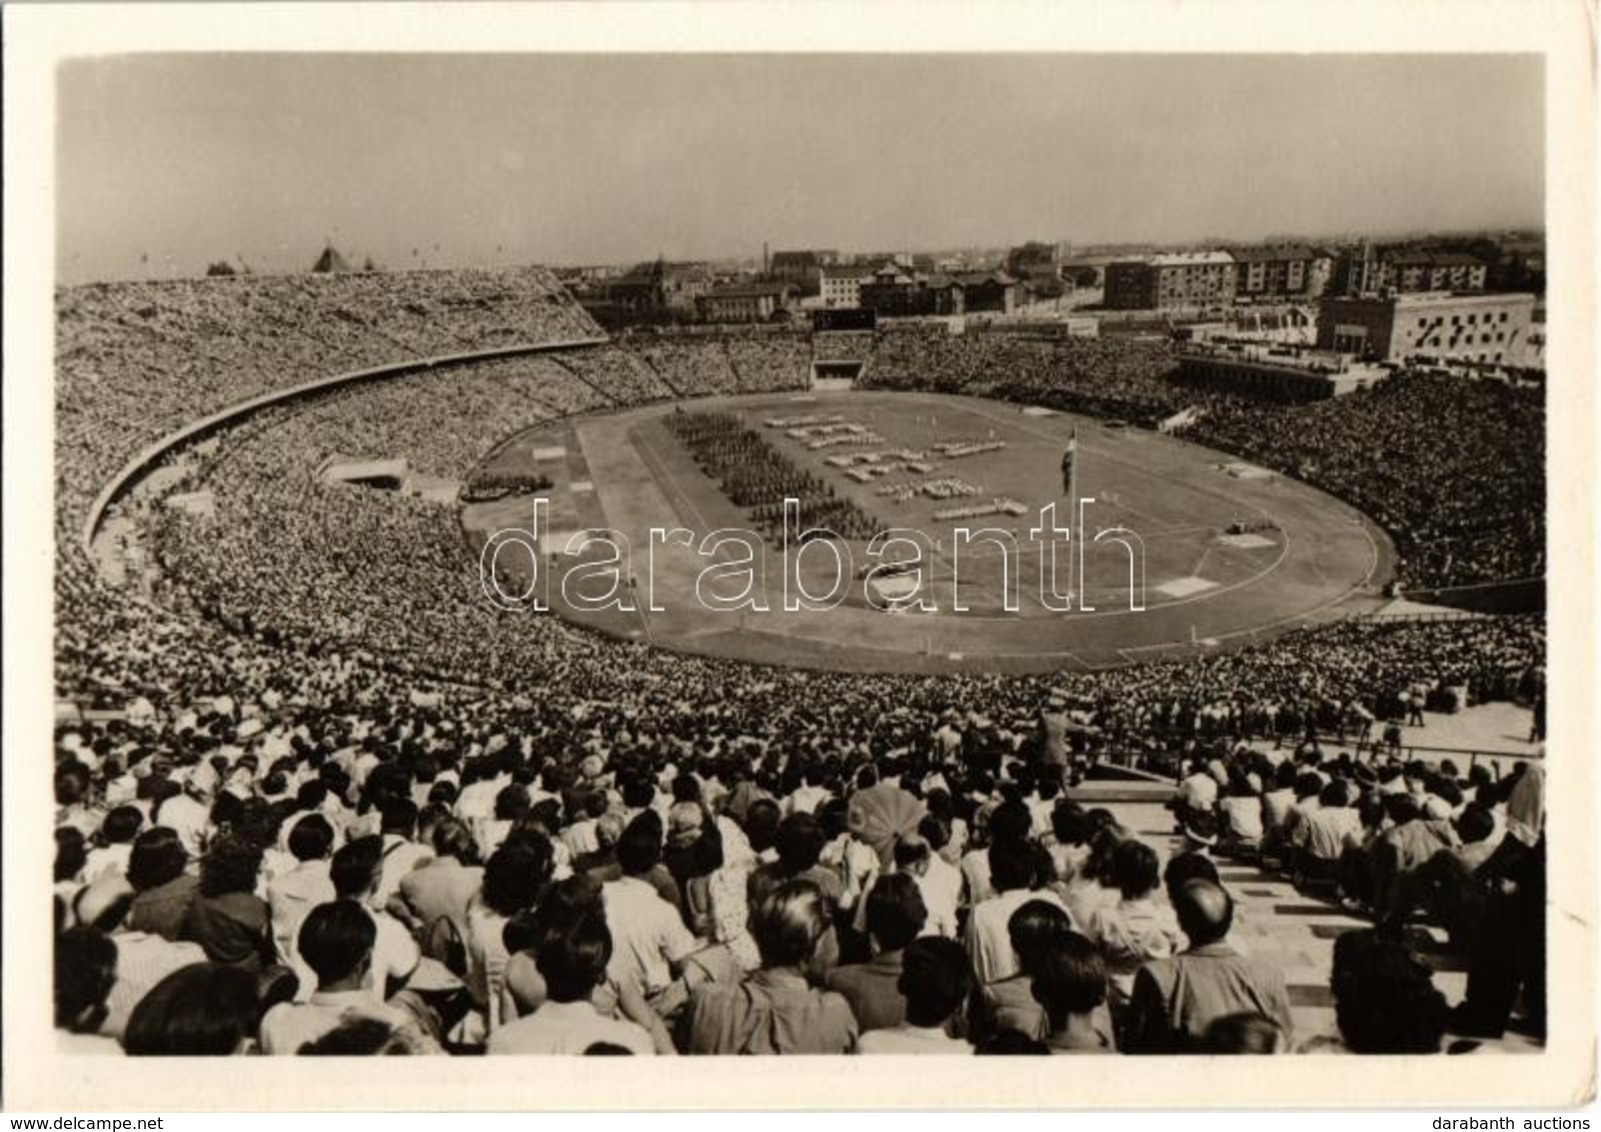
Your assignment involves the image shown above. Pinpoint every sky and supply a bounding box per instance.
[56,53,1544,283]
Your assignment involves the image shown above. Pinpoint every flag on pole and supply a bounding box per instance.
[1061,429,1077,494]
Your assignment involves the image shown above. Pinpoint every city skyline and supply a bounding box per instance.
[57,53,1544,283]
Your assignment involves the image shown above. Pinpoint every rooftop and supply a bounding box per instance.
[1229,244,1318,263]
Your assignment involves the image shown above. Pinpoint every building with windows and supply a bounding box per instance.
[1380,252,1488,293]
[607,259,714,320]
[1104,251,1237,310]
[768,250,839,291]
[1331,245,1489,297]
[856,267,1019,318]
[1315,291,1536,366]
[1228,245,1333,301]
[697,282,798,324]
[819,264,875,309]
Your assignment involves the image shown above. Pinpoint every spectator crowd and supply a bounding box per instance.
[49,272,1548,1058]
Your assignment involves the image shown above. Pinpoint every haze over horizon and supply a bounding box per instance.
[57,53,1544,284]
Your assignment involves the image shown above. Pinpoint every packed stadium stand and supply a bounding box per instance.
[52,270,1547,1058]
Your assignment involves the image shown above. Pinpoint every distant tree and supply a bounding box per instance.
[363,256,381,272]
[205,260,237,277]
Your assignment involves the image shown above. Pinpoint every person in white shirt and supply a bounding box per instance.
[965,836,1071,986]
[330,835,421,995]
[374,799,432,909]
[487,906,656,1055]
[856,937,974,1054]
[892,832,960,939]
[268,814,337,969]
[259,901,438,1055]
[602,814,698,1006]
[82,805,144,883]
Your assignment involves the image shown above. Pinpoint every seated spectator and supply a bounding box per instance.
[975,899,1074,1043]
[330,835,422,997]
[466,834,554,1031]
[182,834,274,972]
[125,827,199,941]
[856,937,974,1054]
[603,813,700,1014]
[976,1030,1051,1055]
[1032,932,1116,1054]
[83,805,144,883]
[73,872,207,1040]
[268,814,336,967]
[487,905,656,1055]
[299,1015,434,1055]
[1086,838,1183,995]
[1217,775,1264,853]
[394,816,482,944]
[827,873,926,1031]
[1389,803,1500,943]
[374,799,432,909]
[122,962,264,1056]
[683,880,858,1054]
[965,836,1071,985]
[1121,879,1294,1053]
[891,831,959,940]
[1161,851,1220,908]
[1062,826,1123,928]
[55,926,120,1053]
[1314,929,1449,1054]
[1292,780,1362,883]
[1202,1012,1288,1054]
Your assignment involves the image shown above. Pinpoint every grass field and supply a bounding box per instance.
[461,390,1393,674]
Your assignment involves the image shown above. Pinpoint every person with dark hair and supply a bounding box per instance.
[182,834,274,972]
[268,813,336,967]
[1087,838,1182,989]
[394,815,483,943]
[1319,929,1449,1053]
[685,880,858,1054]
[826,873,927,1031]
[70,870,208,1041]
[55,927,120,1052]
[757,812,844,905]
[467,836,555,1032]
[977,1029,1051,1055]
[259,901,438,1054]
[892,831,958,940]
[488,907,655,1054]
[125,827,200,941]
[1291,779,1362,883]
[1062,825,1125,929]
[856,937,974,1054]
[122,962,262,1055]
[374,797,430,909]
[965,836,1071,985]
[1122,879,1293,1053]
[331,835,421,997]
[602,814,698,1014]
[55,826,89,908]
[298,1015,431,1055]
[1161,851,1220,908]
[84,805,144,882]
[1203,1012,1287,1054]
[1453,764,1545,1040]
[1032,933,1115,1054]
[974,899,1074,1042]
[1381,801,1496,937]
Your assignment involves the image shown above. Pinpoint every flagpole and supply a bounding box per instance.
[1067,425,1079,609]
